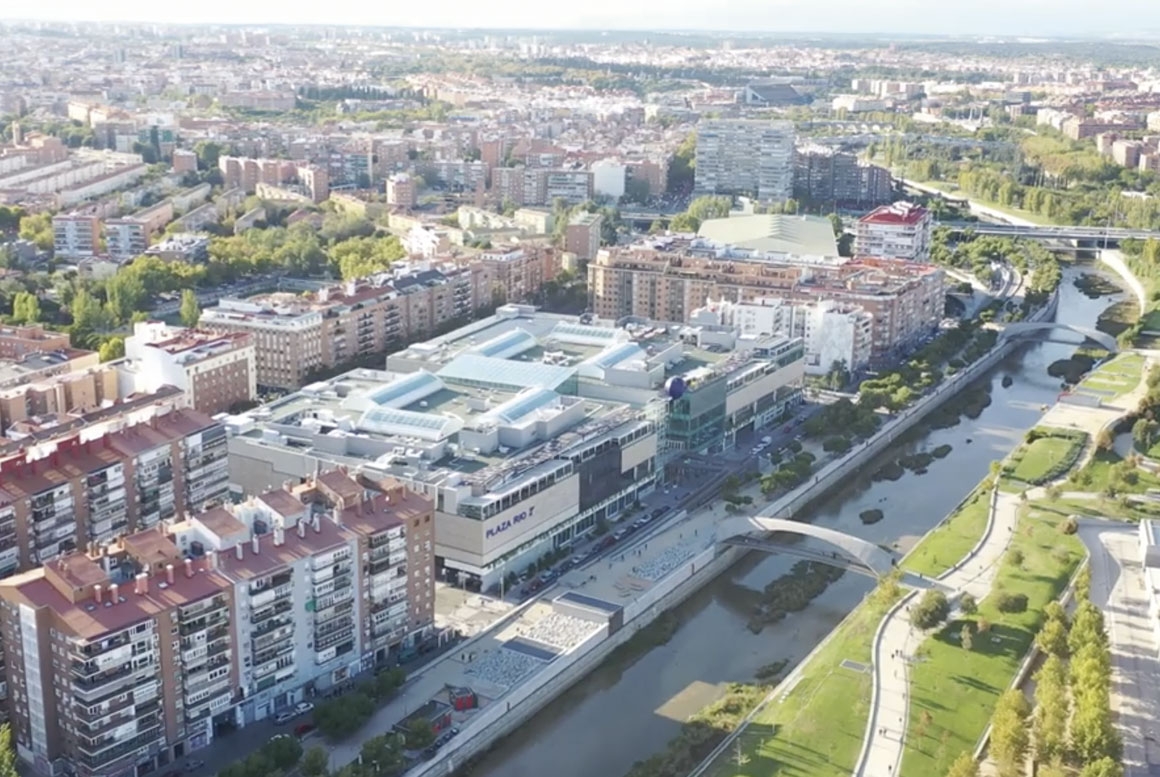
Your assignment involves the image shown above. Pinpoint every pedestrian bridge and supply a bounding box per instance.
[717,516,896,578]
[995,321,1117,352]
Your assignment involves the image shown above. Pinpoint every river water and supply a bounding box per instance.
[468,266,1120,777]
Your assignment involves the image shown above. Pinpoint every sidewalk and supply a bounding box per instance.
[855,491,1021,777]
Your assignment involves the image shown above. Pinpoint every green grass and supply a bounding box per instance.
[900,506,1085,777]
[1070,448,1160,494]
[705,592,897,777]
[1141,309,1160,331]
[902,486,991,578]
[1049,494,1160,523]
[1006,431,1085,487]
[1076,353,1146,399]
[915,181,1055,226]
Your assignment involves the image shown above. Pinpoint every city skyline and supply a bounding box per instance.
[5,0,1160,37]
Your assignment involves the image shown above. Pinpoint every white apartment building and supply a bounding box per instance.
[695,119,795,202]
[692,297,873,375]
[52,213,101,258]
[854,202,934,263]
[591,159,627,200]
[124,322,257,416]
[104,220,148,260]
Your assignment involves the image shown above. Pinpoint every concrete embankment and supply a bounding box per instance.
[417,294,1058,777]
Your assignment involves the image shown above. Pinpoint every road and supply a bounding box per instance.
[1078,522,1160,777]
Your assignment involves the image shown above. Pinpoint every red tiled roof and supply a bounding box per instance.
[859,202,928,226]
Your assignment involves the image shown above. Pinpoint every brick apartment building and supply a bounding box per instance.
[588,240,944,360]
[0,469,434,777]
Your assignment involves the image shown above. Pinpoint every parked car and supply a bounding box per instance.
[295,701,314,714]
[295,723,316,738]
[613,529,628,541]
[184,760,205,772]
[275,712,296,725]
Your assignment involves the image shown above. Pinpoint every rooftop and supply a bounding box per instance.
[697,214,839,256]
[859,201,929,226]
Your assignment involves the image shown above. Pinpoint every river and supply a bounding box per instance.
[466,265,1120,777]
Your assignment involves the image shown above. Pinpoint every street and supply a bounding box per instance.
[1078,522,1160,777]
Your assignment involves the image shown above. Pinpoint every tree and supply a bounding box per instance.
[359,733,405,776]
[105,272,146,325]
[98,336,124,363]
[1036,613,1069,658]
[17,212,53,251]
[314,692,375,739]
[301,747,329,777]
[404,718,436,749]
[944,751,979,777]
[959,593,977,615]
[1080,756,1125,777]
[1069,600,1108,655]
[1071,699,1121,762]
[911,589,950,629]
[1033,655,1069,761]
[990,689,1031,777]
[180,289,201,328]
[0,724,18,777]
[263,735,304,769]
[11,291,39,323]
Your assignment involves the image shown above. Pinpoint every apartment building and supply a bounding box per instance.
[200,262,509,391]
[854,202,933,263]
[52,213,101,259]
[694,119,795,201]
[0,407,229,567]
[476,246,557,305]
[588,239,943,361]
[0,361,117,433]
[793,146,894,206]
[386,173,417,208]
[564,212,603,261]
[105,201,174,261]
[0,466,436,777]
[124,322,257,416]
[489,167,592,206]
[0,326,70,360]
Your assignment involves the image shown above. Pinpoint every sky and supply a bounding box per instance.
[6,0,1160,37]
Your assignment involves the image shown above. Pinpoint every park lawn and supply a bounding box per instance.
[1008,436,1082,483]
[902,486,991,578]
[1141,309,1160,332]
[1076,353,1146,399]
[1046,494,1160,523]
[900,505,1085,777]
[916,181,1056,226]
[707,593,896,777]
[1071,448,1160,494]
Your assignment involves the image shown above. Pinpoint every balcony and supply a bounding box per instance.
[75,721,163,770]
[251,598,293,624]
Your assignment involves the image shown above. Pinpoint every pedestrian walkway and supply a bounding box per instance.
[854,490,1021,777]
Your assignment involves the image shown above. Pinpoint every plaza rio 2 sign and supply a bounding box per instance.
[485,506,536,540]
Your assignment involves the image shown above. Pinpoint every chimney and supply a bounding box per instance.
[297,520,306,539]
[93,584,102,604]
[109,583,119,602]
[135,573,148,595]
[206,549,217,569]
[312,515,321,534]
[252,535,260,554]
[165,564,175,585]
[184,558,194,578]
[273,527,285,547]
[235,544,244,561]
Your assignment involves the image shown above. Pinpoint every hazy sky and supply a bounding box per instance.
[7,0,1160,36]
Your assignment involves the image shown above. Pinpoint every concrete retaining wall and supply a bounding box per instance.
[419,545,742,776]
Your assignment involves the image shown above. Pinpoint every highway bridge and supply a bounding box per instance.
[938,221,1159,242]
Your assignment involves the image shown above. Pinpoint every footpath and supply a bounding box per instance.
[855,489,1021,777]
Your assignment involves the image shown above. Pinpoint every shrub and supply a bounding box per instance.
[912,589,951,629]
[787,440,803,454]
[959,593,978,615]
[1061,516,1078,535]
[996,592,1029,613]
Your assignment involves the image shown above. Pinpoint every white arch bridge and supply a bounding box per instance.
[716,516,897,579]
[994,321,1117,352]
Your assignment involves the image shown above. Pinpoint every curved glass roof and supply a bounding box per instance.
[366,370,443,408]
[356,407,461,440]
[586,342,646,371]
[481,388,560,425]
[469,328,538,359]
[549,322,623,346]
